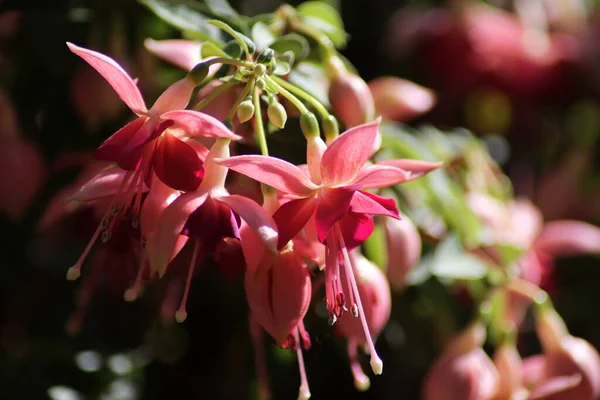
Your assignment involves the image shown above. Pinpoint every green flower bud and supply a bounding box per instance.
[237,99,255,123]
[256,48,275,65]
[267,101,287,129]
[253,63,266,78]
[323,115,339,139]
[300,112,320,138]
[256,78,267,91]
[187,62,210,85]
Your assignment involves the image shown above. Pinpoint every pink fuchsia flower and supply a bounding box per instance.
[151,139,279,322]
[144,39,203,72]
[527,307,600,400]
[368,77,436,122]
[492,342,527,399]
[335,250,391,391]
[383,215,422,290]
[422,322,500,400]
[67,42,239,192]
[218,119,441,374]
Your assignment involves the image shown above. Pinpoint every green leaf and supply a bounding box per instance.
[269,34,310,61]
[207,19,256,56]
[223,41,243,59]
[297,1,347,48]
[288,61,329,106]
[273,60,291,76]
[200,42,229,58]
[429,236,489,280]
[140,0,223,43]
[251,22,275,50]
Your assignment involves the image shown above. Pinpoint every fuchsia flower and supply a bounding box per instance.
[67,42,239,192]
[383,215,422,290]
[368,76,437,122]
[218,119,441,374]
[151,139,279,322]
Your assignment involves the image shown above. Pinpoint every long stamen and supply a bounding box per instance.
[335,224,384,375]
[124,250,147,302]
[249,317,271,400]
[295,328,311,400]
[175,239,202,323]
[348,339,370,391]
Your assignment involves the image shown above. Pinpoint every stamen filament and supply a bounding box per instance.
[295,328,311,400]
[124,250,147,302]
[335,224,383,375]
[175,239,202,323]
[348,339,370,391]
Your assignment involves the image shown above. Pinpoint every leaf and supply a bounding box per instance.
[251,22,275,50]
[429,236,489,280]
[297,1,347,48]
[200,42,229,58]
[223,41,243,59]
[140,0,223,43]
[269,34,310,61]
[208,19,256,56]
[288,61,329,106]
[273,60,291,76]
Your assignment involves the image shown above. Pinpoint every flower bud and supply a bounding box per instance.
[368,76,436,122]
[300,112,320,138]
[383,216,421,290]
[422,323,500,400]
[256,48,274,65]
[322,115,339,141]
[236,99,255,123]
[327,57,375,128]
[187,61,210,85]
[267,101,287,129]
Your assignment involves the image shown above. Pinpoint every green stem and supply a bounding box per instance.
[253,85,269,157]
[205,57,253,68]
[271,75,330,119]
[265,76,309,115]
[227,78,255,122]
[194,80,237,111]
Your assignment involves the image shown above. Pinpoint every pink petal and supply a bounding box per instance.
[144,38,202,71]
[534,220,600,258]
[350,190,400,219]
[95,117,145,164]
[150,77,196,115]
[338,212,375,249]
[161,110,241,140]
[152,191,208,277]
[320,119,380,186]
[522,355,547,388]
[378,159,442,180]
[352,164,410,189]
[528,374,582,399]
[272,197,317,249]
[215,194,279,254]
[66,42,147,114]
[71,166,132,202]
[315,187,356,242]
[121,118,174,161]
[152,133,204,192]
[217,155,319,197]
[140,174,180,237]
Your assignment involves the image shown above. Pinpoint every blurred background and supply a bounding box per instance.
[1,0,600,399]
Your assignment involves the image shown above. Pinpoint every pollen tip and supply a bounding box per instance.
[175,309,188,323]
[354,376,371,392]
[370,356,383,375]
[66,267,81,281]
[123,288,139,302]
[297,388,311,400]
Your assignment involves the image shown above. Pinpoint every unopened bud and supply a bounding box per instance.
[368,76,436,122]
[300,112,320,138]
[267,101,287,129]
[253,63,266,78]
[322,115,339,140]
[384,216,421,290]
[187,61,210,85]
[328,64,375,128]
[237,99,255,123]
[256,48,274,65]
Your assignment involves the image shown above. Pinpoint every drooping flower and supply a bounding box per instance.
[67,42,239,192]
[151,139,279,322]
[217,119,441,373]
[422,322,500,400]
